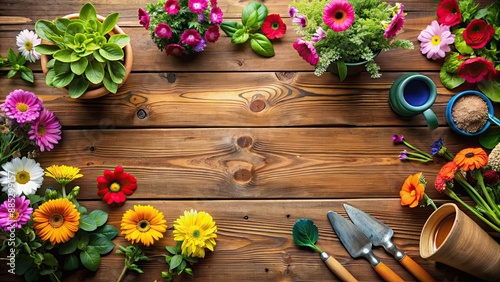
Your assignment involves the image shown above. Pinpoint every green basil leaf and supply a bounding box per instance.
[20,69,34,83]
[79,214,98,232]
[63,254,80,271]
[70,57,88,75]
[249,33,275,57]
[7,69,17,79]
[107,61,126,84]
[231,29,249,44]
[43,253,58,267]
[165,246,177,255]
[439,67,465,89]
[7,48,17,63]
[244,10,259,30]
[99,43,124,61]
[169,254,183,270]
[220,21,244,37]
[88,234,114,255]
[80,246,101,271]
[58,236,79,255]
[68,76,89,98]
[242,2,268,30]
[95,224,118,240]
[108,34,130,48]
[89,210,108,227]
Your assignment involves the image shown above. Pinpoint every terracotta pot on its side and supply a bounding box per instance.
[40,14,133,99]
[420,203,500,281]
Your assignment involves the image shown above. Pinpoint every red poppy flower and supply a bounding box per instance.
[97,166,137,206]
[436,0,461,26]
[463,19,495,49]
[261,14,287,39]
[458,57,497,84]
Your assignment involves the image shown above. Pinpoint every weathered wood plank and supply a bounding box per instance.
[35,127,479,201]
[0,199,483,281]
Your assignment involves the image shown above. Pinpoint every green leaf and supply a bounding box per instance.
[107,61,126,84]
[80,246,101,271]
[65,22,85,37]
[46,69,56,86]
[95,224,119,240]
[58,236,78,255]
[241,2,268,30]
[35,20,62,42]
[8,69,18,78]
[250,33,275,57]
[43,253,58,267]
[79,2,97,22]
[85,60,105,84]
[243,10,259,31]
[7,48,17,63]
[232,29,249,44]
[453,31,473,55]
[102,13,119,35]
[52,72,74,88]
[63,254,80,271]
[88,234,114,255]
[440,67,465,89]
[99,43,124,61]
[220,21,244,37]
[336,60,348,81]
[53,49,79,63]
[79,214,98,232]
[20,68,35,83]
[478,78,500,102]
[108,34,130,48]
[70,57,88,75]
[15,254,34,276]
[169,254,183,270]
[165,246,177,255]
[93,49,106,63]
[35,44,60,55]
[55,18,71,33]
[89,210,108,227]
[292,218,322,253]
[103,74,118,94]
[479,127,500,149]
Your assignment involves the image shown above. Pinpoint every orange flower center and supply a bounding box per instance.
[334,10,346,23]
[16,102,29,112]
[10,211,20,220]
[49,213,64,228]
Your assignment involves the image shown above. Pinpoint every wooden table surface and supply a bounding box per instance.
[1,0,498,281]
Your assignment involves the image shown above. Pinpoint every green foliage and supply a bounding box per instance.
[0,48,34,83]
[116,244,149,274]
[162,241,198,282]
[292,218,323,253]
[221,2,275,58]
[34,2,130,98]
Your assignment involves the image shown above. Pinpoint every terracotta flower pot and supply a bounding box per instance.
[420,203,500,281]
[40,14,133,99]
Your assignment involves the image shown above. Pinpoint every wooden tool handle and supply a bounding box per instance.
[400,255,437,282]
[373,261,404,282]
[323,256,358,282]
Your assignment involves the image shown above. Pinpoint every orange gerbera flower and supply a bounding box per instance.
[400,172,425,208]
[33,198,80,245]
[438,161,457,181]
[454,148,488,171]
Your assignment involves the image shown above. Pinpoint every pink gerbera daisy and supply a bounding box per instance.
[165,0,180,15]
[0,89,43,124]
[210,6,223,24]
[323,0,355,32]
[165,44,185,56]
[28,108,62,152]
[418,20,455,60]
[293,38,319,66]
[188,0,208,14]
[181,29,202,46]
[0,196,32,232]
[154,23,173,39]
[205,25,220,43]
[384,7,405,38]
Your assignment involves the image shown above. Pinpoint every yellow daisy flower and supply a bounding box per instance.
[173,210,217,258]
[33,198,81,245]
[120,205,167,247]
[45,165,83,185]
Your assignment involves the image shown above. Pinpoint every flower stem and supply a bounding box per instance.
[403,140,432,159]
[406,151,433,161]
[476,171,500,219]
[116,264,128,282]
[423,193,437,210]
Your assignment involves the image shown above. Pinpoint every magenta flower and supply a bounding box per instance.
[28,108,62,152]
[292,15,307,27]
[154,23,173,39]
[205,25,220,43]
[138,8,150,29]
[293,38,319,66]
[384,9,405,38]
[188,0,208,14]
[0,89,42,124]
[289,6,298,18]
[181,29,202,46]
[165,44,185,56]
[311,27,326,43]
[0,196,32,232]
[392,134,404,143]
[165,0,180,14]
[323,0,354,32]
[418,20,455,60]
[210,6,223,24]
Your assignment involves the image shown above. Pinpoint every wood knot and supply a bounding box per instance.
[234,169,252,183]
[275,72,296,81]
[166,73,176,83]
[136,109,148,119]
[237,136,253,148]
[250,100,266,112]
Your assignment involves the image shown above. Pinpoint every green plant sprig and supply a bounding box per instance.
[221,2,275,57]
[115,244,149,282]
[161,241,198,282]
[0,48,34,83]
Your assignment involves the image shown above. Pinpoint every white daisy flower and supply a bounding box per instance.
[16,29,41,63]
[0,157,44,196]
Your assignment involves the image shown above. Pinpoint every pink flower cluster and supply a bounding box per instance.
[138,0,223,56]
[0,89,61,152]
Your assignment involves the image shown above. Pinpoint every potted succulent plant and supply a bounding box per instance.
[35,3,133,99]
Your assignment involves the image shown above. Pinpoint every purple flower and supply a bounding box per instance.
[181,29,202,46]
[28,107,61,152]
[431,138,444,156]
[399,150,408,160]
[210,6,223,24]
[154,23,173,39]
[311,27,326,43]
[138,8,150,29]
[392,134,404,143]
[188,0,208,14]
[289,6,298,18]
[194,39,207,52]
[1,89,43,124]
[293,15,307,27]
[165,0,180,14]
[0,196,32,232]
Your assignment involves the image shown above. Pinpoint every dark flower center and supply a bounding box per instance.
[271,22,280,30]
[465,152,474,158]
[137,219,151,232]
[335,11,345,20]
[49,213,64,228]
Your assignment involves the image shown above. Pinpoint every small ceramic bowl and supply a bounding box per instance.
[445,90,498,136]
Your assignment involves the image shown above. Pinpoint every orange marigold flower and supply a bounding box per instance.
[438,161,457,181]
[454,147,488,171]
[400,172,425,208]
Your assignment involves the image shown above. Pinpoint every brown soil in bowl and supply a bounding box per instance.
[451,95,488,133]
